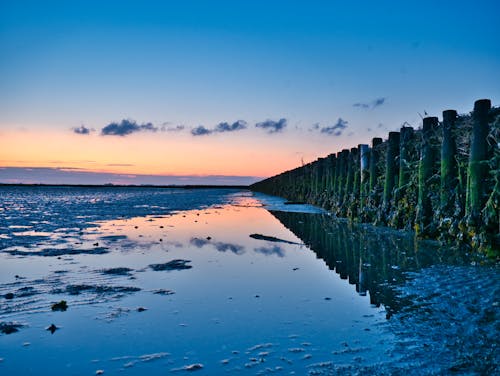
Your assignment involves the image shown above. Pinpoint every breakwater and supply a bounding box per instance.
[251,99,499,257]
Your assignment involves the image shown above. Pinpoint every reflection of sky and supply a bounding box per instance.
[0,193,394,374]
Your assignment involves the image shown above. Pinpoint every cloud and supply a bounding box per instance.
[101,119,158,136]
[191,125,212,136]
[162,124,185,132]
[372,97,385,107]
[255,118,287,133]
[353,102,370,109]
[191,120,247,136]
[319,118,348,136]
[72,125,93,135]
[214,120,247,133]
[353,97,386,109]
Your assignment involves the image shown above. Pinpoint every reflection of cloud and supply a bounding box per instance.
[255,118,287,133]
[190,237,209,247]
[101,119,158,136]
[189,237,245,255]
[214,242,245,255]
[254,246,285,257]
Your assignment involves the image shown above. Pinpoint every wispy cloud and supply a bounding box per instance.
[161,124,185,132]
[72,125,93,135]
[191,125,212,136]
[353,97,386,109]
[101,119,158,136]
[214,120,247,133]
[191,120,247,136]
[319,118,348,136]
[255,118,287,133]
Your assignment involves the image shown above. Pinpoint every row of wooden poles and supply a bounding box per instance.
[251,99,499,255]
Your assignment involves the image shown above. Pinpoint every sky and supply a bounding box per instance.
[1,0,499,184]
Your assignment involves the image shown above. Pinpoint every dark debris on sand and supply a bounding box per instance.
[0,322,24,335]
[5,247,109,257]
[149,259,192,271]
[55,284,140,295]
[101,267,134,276]
[249,233,300,245]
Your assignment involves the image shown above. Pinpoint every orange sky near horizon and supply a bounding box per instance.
[0,128,349,178]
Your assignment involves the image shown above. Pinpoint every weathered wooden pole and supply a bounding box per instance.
[351,147,360,199]
[416,117,439,235]
[383,131,400,209]
[333,151,342,205]
[466,99,492,221]
[369,137,383,192]
[440,109,458,216]
[337,149,349,209]
[359,144,370,213]
[398,126,414,190]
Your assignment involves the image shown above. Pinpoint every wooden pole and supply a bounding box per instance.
[466,99,492,221]
[416,117,439,235]
[440,109,458,216]
[383,131,400,208]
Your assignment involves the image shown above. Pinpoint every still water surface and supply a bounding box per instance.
[0,187,497,375]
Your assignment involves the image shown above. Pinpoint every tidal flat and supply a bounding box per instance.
[0,186,498,375]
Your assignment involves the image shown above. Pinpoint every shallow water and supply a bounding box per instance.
[0,187,498,375]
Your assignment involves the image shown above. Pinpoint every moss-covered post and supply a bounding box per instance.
[333,151,342,206]
[383,132,400,210]
[352,147,360,199]
[326,154,336,209]
[369,137,383,192]
[350,147,360,219]
[359,144,370,214]
[398,126,414,191]
[440,109,458,216]
[466,99,492,221]
[416,117,439,236]
[337,149,349,211]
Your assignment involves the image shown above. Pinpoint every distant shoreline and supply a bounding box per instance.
[0,183,250,189]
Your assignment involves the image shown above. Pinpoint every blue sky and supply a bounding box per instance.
[1,0,499,184]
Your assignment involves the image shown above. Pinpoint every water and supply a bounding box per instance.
[0,186,498,375]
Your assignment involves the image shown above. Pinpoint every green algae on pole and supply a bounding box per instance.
[416,117,439,236]
[383,132,400,211]
[440,110,458,216]
[398,126,415,191]
[466,99,492,221]
[369,138,383,192]
[359,144,370,213]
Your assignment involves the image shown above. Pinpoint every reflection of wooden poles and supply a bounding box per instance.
[416,117,439,235]
[466,99,491,222]
[440,110,458,216]
[383,132,400,209]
